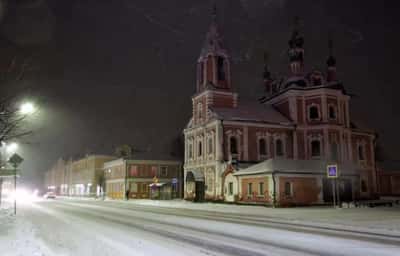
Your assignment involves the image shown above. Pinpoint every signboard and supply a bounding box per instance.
[327,164,338,178]
[171,178,178,184]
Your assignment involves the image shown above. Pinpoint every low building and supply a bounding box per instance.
[377,161,400,196]
[44,155,116,197]
[104,158,182,200]
[221,159,360,206]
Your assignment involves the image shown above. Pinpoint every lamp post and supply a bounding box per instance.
[8,153,24,215]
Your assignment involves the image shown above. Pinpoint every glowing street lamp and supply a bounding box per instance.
[19,102,35,115]
[6,142,18,154]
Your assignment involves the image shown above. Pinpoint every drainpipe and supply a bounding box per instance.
[272,171,277,208]
[124,158,128,200]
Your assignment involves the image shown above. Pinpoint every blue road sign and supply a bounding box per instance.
[327,164,338,178]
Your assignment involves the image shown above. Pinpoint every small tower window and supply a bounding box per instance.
[311,140,321,157]
[259,138,267,156]
[230,137,238,155]
[329,105,337,120]
[198,141,202,157]
[309,106,320,120]
[189,144,193,159]
[217,56,225,81]
[275,139,284,157]
[358,144,365,161]
[197,103,203,120]
[208,137,213,154]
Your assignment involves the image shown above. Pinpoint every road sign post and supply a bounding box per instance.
[8,153,24,215]
[327,164,339,208]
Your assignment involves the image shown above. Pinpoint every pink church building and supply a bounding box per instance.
[183,9,377,206]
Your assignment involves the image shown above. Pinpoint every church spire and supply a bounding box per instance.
[288,16,305,76]
[326,37,337,82]
[196,3,231,93]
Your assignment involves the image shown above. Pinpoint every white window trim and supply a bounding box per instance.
[307,103,321,121]
[308,134,323,159]
[273,133,287,158]
[284,181,293,197]
[256,132,270,161]
[226,129,242,160]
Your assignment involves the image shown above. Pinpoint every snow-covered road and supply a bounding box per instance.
[1,199,400,256]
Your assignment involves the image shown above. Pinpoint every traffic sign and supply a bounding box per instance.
[8,153,24,167]
[171,178,178,184]
[327,164,338,178]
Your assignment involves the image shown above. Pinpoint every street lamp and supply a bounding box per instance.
[19,102,36,115]
[6,143,18,154]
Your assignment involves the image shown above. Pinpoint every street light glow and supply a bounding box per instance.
[6,142,18,153]
[20,102,36,115]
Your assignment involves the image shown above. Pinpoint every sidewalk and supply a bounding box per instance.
[107,199,400,236]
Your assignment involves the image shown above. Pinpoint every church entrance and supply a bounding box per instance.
[186,170,205,202]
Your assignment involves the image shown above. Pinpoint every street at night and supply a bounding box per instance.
[1,199,400,256]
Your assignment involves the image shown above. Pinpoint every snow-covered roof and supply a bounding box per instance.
[210,102,292,125]
[233,158,360,176]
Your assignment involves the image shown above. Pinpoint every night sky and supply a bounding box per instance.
[1,0,399,189]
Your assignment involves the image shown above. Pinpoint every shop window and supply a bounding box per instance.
[275,139,284,157]
[284,182,292,196]
[228,182,233,195]
[160,166,168,177]
[309,106,320,120]
[258,182,264,196]
[230,137,238,155]
[259,138,267,156]
[311,140,321,157]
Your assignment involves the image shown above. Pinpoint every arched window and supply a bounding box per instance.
[198,141,202,157]
[329,105,336,120]
[230,137,238,155]
[188,143,193,159]
[197,103,203,120]
[330,142,338,161]
[208,137,213,154]
[217,56,225,81]
[309,106,320,120]
[358,145,365,160]
[259,138,267,156]
[275,139,284,156]
[311,140,321,157]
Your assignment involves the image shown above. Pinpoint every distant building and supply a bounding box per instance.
[183,10,377,206]
[103,158,182,200]
[44,155,116,197]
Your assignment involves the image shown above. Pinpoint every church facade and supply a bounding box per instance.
[183,11,377,206]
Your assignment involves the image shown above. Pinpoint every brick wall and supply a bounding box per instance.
[278,177,320,206]
[240,177,270,203]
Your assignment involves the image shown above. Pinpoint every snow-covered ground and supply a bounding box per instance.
[1,198,400,256]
